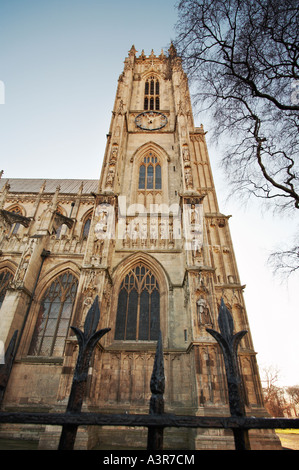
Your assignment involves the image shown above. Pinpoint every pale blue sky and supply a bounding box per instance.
[0,0,178,179]
[0,0,298,387]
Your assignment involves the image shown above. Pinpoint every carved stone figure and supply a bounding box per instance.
[106,167,115,187]
[197,297,213,327]
[185,167,193,188]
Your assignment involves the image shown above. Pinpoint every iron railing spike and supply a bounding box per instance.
[0,330,18,405]
[83,295,101,338]
[147,330,165,451]
[206,299,250,450]
[150,331,165,395]
[58,296,110,450]
[218,297,234,343]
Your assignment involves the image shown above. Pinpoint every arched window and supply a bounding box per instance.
[115,264,160,341]
[29,271,78,357]
[144,76,160,110]
[82,213,92,240]
[0,269,14,309]
[82,218,91,239]
[138,153,162,190]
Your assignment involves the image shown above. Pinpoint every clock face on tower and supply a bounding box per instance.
[135,111,168,131]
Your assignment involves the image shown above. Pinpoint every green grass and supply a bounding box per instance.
[275,429,299,435]
[0,439,38,450]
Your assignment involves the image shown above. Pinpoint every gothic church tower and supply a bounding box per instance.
[78,45,276,449]
[0,45,281,450]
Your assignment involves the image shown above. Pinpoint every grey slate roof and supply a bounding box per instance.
[0,178,99,195]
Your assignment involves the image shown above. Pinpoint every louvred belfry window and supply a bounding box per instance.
[29,271,78,357]
[144,76,160,111]
[114,264,160,341]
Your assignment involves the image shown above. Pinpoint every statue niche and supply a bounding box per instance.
[196,296,213,328]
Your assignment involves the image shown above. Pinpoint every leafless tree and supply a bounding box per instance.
[286,385,299,406]
[261,366,288,417]
[174,0,299,272]
[268,241,299,276]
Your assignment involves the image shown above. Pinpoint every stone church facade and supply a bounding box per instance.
[0,46,281,449]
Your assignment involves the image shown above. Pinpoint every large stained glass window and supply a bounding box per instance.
[29,271,78,357]
[115,264,160,341]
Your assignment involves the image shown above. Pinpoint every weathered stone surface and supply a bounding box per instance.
[0,46,282,450]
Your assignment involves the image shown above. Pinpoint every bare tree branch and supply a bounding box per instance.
[174,0,299,273]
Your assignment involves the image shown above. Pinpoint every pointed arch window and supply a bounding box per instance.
[81,211,92,240]
[144,76,160,110]
[29,271,78,357]
[8,206,23,236]
[115,264,160,341]
[82,218,91,239]
[0,269,14,309]
[138,153,162,190]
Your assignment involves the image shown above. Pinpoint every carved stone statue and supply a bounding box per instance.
[197,297,213,328]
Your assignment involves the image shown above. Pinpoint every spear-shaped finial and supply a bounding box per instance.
[206,298,250,450]
[58,296,110,450]
[150,331,165,398]
[147,331,165,451]
[208,298,247,354]
[0,330,18,405]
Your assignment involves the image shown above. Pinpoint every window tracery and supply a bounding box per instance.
[29,270,78,357]
[138,153,161,190]
[144,76,160,111]
[114,264,160,341]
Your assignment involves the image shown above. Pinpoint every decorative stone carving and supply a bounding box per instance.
[10,237,37,288]
[182,147,190,162]
[52,211,74,234]
[0,182,10,208]
[105,167,115,187]
[109,146,118,164]
[0,209,31,229]
[184,167,193,189]
[117,99,125,115]
[197,296,213,328]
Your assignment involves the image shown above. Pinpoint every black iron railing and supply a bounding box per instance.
[0,297,298,450]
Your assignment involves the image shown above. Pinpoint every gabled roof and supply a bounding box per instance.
[0,178,98,194]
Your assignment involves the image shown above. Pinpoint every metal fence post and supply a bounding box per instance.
[147,331,165,451]
[206,298,251,450]
[0,330,18,406]
[58,296,110,450]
